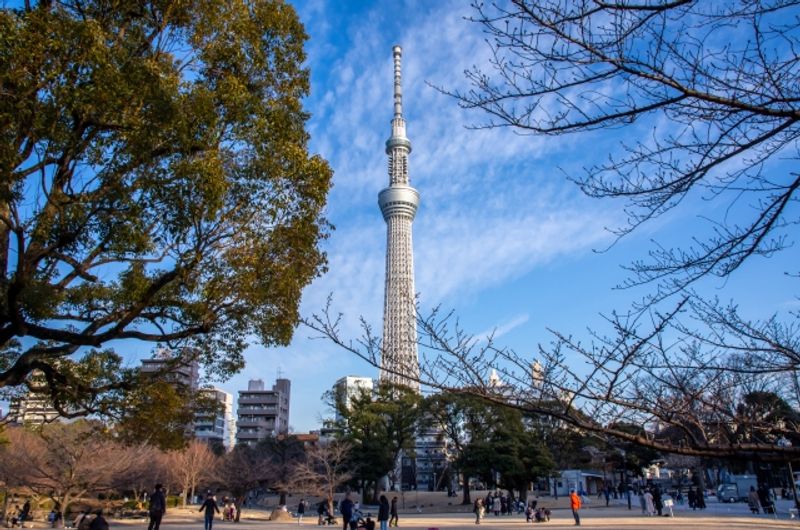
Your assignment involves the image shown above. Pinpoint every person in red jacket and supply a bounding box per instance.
[569,489,581,526]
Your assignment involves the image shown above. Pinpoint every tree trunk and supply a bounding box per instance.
[59,491,72,529]
[1,488,9,522]
[279,491,287,506]
[461,477,471,505]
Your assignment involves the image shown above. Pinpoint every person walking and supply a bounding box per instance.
[643,489,655,516]
[199,493,220,530]
[389,496,398,527]
[19,501,31,527]
[473,498,484,525]
[339,494,354,530]
[492,495,501,517]
[297,499,306,525]
[569,489,582,526]
[747,486,760,514]
[148,484,167,530]
[377,495,390,530]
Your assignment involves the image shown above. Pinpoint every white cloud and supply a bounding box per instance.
[475,313,531,343]
[232,0,626,431]
[296,0,618,328]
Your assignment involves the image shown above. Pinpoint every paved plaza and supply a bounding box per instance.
[113,499,800,530]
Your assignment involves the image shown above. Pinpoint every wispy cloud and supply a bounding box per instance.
[228,0,623,430]
[294,0,618,331]
[476,313,531,343]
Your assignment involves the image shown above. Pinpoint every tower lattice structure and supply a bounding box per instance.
[379,46,420,392]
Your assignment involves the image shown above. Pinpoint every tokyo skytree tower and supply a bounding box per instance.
[378,46,420,391]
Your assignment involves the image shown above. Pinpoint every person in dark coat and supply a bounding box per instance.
[758,484,774,514]
[653,486,663,516]
[199,493,220,530]
[88,511,108,530]
[19,502,31,525]
[297,499,306,525]
[377,495,390,530]
[339,495,354,530]
[148,484,167,530]
[389,497,398,527]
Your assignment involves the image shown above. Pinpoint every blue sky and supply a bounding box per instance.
[1,1,796,433]
[45,0,777,433]
[206,0,800,432]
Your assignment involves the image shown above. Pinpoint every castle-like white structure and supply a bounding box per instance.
[379,46,420,391]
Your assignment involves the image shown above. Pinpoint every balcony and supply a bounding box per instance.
[237,419,274,429]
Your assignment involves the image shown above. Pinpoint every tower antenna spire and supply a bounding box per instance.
[393,45,403,118]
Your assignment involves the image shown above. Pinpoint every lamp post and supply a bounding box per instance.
[777,437,800,513]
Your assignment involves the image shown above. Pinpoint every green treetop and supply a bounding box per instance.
[0,0,332,415]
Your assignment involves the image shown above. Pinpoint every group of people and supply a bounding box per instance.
[483,492,522,516]
[524,501,551,523]
[747,484,776,514]
[638,485,668,516]
[5,501,31,528]
[335,493,397,530]
[473,491,565,525]
[686,487,706,510]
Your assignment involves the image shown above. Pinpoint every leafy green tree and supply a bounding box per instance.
[497,421,554,502]
[462,406,554,502]
[427,392,554,503]
[113,377,222,450]
[0,0,331,415]
[425,391,495,504]
[334,383,421,503]
[734,392,800,445]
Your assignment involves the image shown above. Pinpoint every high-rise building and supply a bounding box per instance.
[379,45,420,391]
[333,376,374,421]
[194,387,235,450]
[139,348,200,391]
[235,378,290,446]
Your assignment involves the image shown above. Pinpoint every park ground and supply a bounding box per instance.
[102,492,800,530]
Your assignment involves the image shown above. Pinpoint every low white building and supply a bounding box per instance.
[551,469,606,497]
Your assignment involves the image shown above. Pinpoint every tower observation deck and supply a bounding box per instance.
[379,45,420,392]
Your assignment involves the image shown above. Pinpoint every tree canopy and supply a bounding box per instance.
[0,0,331,415]
[330,382,421,501]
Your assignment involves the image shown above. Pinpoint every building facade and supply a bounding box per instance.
[7,391,59,425]
[194,387,235,450]
[379,45,420,392]
[333,375,374,421]
[235,378,291,446]
[139,348,200,391]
